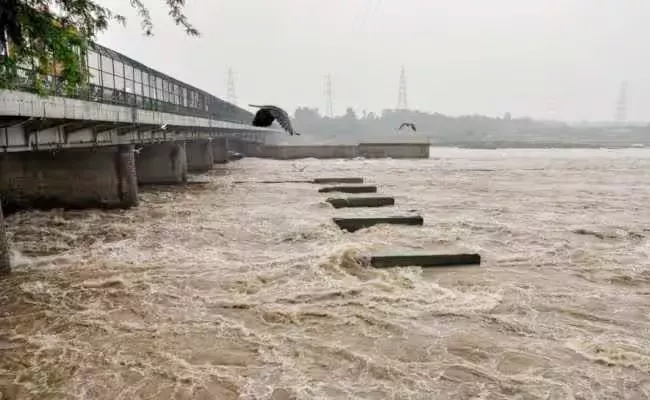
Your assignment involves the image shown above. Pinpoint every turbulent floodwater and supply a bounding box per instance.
[1,147,650,399]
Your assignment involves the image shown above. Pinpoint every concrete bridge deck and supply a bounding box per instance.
[0,42,287,273]
[0,89,279,151]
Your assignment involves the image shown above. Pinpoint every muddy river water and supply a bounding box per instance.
[1,147,650,399]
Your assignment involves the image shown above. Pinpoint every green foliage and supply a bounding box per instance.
[131,0,199,36]
[0,0,198,95]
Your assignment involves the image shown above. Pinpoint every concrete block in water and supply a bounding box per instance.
[369,252,481,268]
[326,196,394,208]
[312,177,364,184]
[358,141,430,159]
[318,185,377,193]
[333,215,423,232]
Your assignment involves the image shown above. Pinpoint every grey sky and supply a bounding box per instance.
[97,0,650,122]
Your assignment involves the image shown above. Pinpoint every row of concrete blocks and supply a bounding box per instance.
[0,137,239,275]
[317,179,482,268]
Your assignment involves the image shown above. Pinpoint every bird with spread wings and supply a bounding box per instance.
[249,105,300,136]
[398,122,417,132]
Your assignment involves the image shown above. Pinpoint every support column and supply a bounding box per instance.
[239,140,266,157]
[135,142,188,184]
[0,145,139,211]
[186,139,213,172]
[227,137,243,154]
[116,145,139,207]
[211,137,228,164]
[0,203,10,275]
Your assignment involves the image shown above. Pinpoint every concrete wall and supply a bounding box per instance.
[236,140,268,158]
[235,140,429,160]
[358,142,430,159]
[211,137,228,164]
[186,139,213,172]
[276,145,358,159]
[235,141,357,159]
[0,145,139,210]
[136,142,188,184]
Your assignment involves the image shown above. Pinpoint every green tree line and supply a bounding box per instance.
[293,107,650,147]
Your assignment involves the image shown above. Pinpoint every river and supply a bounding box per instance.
[1,147,650,399]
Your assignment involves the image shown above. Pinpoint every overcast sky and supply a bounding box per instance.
[96,0,650,122]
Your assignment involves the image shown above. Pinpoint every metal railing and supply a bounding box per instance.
[4,42,254,124]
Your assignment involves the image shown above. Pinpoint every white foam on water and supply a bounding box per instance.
[1,147,650,399]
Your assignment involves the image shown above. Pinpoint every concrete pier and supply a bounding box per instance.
[318,185,378,193]
[186,139,214,172]
[326,196,395,208]
[313,177,364,184]
[369,252,481,268]
[116,145,139,207]
[227,138,244,154]
[136,142,188,185]
[0,204,10,275]
[333,215,424,232]
[211,137,229,164]
[0,145,139,210]
[235,141,430,160]
[358,142,430,159]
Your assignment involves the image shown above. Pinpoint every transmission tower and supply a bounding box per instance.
[615,81,627,124]
[324,74,334,117]
[227,68,237,105]
[397,66,408,110]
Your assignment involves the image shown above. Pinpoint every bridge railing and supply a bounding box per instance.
[4,43,254,125]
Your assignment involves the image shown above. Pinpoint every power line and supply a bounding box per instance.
[397,65,408,110]
[227,67,237,105]
[324,74,334,117]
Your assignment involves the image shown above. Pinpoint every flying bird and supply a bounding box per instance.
[399,122,416,132]
[249,104,300,135]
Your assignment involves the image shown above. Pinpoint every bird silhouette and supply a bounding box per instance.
[249,104,300,135]
[399,122,416,132]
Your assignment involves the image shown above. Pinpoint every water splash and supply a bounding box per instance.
[1,148,650,399]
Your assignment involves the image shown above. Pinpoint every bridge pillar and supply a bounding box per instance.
[186,139,213,172]
[117,145,139,207]
[227,137,243,154]
[211,137,228,164]
[135,142,188,185]
[0,204,10,275]
[239,140,266,157]
[0,145,139,211]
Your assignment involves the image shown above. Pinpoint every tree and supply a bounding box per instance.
[0,0,198,94]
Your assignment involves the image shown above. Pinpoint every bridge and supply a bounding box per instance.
[0,42,285,274]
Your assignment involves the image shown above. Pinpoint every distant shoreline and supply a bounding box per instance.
[430,141,648,150]
[276,135,649,150]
